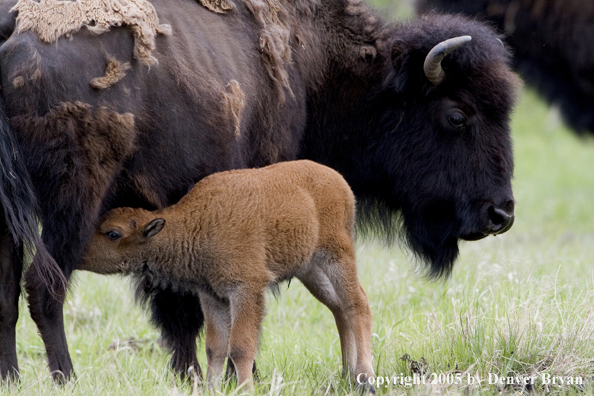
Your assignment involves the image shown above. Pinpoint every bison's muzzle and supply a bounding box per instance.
[463,200,515,241]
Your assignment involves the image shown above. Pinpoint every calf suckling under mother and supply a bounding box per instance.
[80,160,376,393]
[0,0,519,383]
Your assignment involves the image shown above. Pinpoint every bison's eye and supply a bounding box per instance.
[105,231,121,241]
[448,110,467,128]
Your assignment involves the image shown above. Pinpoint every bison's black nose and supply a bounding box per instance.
[485,200,515,235]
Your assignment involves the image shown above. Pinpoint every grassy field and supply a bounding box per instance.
[4,4,594,396]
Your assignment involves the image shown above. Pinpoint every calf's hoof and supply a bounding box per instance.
[224,359,258,382]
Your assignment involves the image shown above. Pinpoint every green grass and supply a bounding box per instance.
[4,9,594,396]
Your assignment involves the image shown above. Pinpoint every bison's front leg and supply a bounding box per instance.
[0,217,23,382]
[24,211,101,381]
[24,217,94,382]
[24,252,72,382]
[9,101,138,382]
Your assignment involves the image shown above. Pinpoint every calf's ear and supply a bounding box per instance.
[143,218,166,238]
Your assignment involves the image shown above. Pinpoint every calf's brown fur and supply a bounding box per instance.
[81,160,374,391]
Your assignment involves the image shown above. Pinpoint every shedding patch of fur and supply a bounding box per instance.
[90,57,131,89]
[222,80,245,138]
[11,0,172,65]
[10,102,137,237]
[244,0,294,103]
[12,76,25,89]
[345,0,389,43]
[11,50,43,89]
[196,0,294,103]
[11,102,137,168]
[359,45,377,61]
[197,0,233,13]
[10,102,138,245]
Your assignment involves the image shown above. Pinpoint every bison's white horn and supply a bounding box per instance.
[423,36,472,85]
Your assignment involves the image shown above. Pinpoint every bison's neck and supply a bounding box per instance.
[297,1,407,217]
[297,0,391,88]
[302,81,396,196]
[300,5,397,191]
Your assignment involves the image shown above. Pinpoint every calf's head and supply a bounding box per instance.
[81,207,166,274]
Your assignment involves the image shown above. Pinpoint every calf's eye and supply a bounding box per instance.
[105,231,121,241]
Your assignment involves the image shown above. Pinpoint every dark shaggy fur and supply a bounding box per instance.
[302,11,518,277]
[416,0,594,135]
[0,0,517,382]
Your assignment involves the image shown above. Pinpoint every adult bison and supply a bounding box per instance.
[416,0,594,135]
[0,0,518,382]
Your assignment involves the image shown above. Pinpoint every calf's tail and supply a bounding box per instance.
[0,96,66,298]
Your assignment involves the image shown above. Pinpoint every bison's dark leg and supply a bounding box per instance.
[24,221,76,383]
[24,262,72,383]
[149,288,203,379]
[0,219,23,382]
[8,101,138,382]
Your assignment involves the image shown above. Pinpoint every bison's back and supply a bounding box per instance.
[1,0,307,215]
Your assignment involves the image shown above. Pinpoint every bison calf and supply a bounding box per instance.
[81,160,374,392]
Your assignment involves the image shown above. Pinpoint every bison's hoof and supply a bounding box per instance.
[357,382,376,395]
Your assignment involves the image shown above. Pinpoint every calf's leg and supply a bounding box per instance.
[299,247,374,391]
[199,291,231,390]
[224,357,258,383]
[0,223,22,382]
[227,288,266,392]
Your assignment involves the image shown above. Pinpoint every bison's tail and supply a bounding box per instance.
[0,97,67,298]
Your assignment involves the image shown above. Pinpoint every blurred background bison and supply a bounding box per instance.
[416,0,594,135]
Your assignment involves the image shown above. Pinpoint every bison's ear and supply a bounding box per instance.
[143,218,165,238]
[389,39,411,92]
